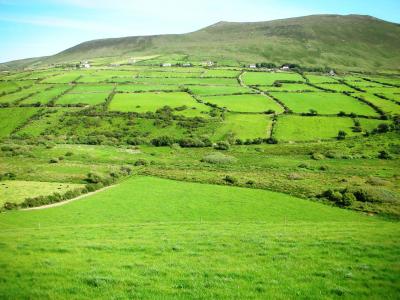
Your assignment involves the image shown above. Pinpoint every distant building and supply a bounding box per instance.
[249,64,257,69]
[80,61,91,68]
[329,70,336,76]
[281,65,290,71]
[182,63,192,67]
[110,63,120,67]
[203,61,214,67]
[162,63,172,67]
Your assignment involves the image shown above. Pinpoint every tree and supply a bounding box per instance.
[337,130,347,140]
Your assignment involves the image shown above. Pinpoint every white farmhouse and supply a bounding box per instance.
[203,61,214,67]
[162,63,172,67]
[281,65,290,71]
[249,64,257,69]
[329,70,336,76]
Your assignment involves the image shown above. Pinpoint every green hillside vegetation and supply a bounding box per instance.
[2,15,400,71]
[0,177,398,298]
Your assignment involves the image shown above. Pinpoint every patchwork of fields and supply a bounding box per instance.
[1,66,397,145]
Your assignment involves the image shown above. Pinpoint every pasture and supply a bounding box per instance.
[242,72,304,85]
[0,180,84,206]
[56,93,110,106]
[273,115,358,141]
[212,113,271,140]
[202,94,284,113]
[0,107,38,138]
[0,176,398,299]
[271,92,379,116]
[109,92,208,114]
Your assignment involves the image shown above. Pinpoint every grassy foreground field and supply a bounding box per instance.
[0,176,398,299]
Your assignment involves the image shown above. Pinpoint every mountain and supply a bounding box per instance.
[2,14,400,71]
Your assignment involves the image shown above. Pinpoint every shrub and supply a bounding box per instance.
[378,150,392,160]
[311,152,325,160]
[3,202,18,210]
[134,159,149,166]
[201,153,237,164]
[85,172,103,184]
[223,175,237,184]
[214,141,230,151]
[65,151,74,156]
[287,173,303,180]
[151,136,175,147]
[298,163,310,169]
[235,139,243,145]
[246,180,255,186]
[337,130,347,140]
[266,137,278,144]
[49,158,58,163]
[366,176,388,186]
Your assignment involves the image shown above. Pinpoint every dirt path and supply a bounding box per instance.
[21,185,117,211]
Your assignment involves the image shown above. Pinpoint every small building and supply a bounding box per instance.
[203,61,214,67]
[182,63,192,67]
[249,64,257,69]
[281,65,290,71]
[329,70,336,76]
[80,60,91,68]
[162,63,172,67]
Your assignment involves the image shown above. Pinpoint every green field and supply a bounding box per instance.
[0,180,84,206]
[202,94,284,113]
[0,107,38,138]
[261,83,319,92]
[21,86,71,104]
[189,85,254,95]
[56,93,109,105]
[109,92,209,115]
[116,84,181,92]
[354,93,400,115]
[71,84,115,93]
[243,72,304,85]
[272,92,379,116]
[212,113,271,140]
[0,176,398,299]
[274,115,358,141]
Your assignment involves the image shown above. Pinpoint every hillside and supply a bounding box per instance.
[2,14,400,71]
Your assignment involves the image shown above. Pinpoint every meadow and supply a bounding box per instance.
[271,92,379,116]
[0,63,399,299]
[109,92,209,115]
[0,177,398,299]
[202,94,284,113]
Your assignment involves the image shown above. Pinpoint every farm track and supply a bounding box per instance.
[21,184,117,211]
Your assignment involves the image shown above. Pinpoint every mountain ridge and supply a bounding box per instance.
[1,14,399,71]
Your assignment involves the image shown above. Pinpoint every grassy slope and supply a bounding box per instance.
[2,15,400,71]
[0,176,398,299]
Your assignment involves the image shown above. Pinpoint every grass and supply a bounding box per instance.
[261,83,319,92]
[41,72,82,84]
[0,107,39,138]
[304,74,339,83]
[202,94,284,113]
[212,113,271,140]
[242,72,304,85]
[0,84,51,104]
[0,176,398,299]
[354,93,400,115]
[316,83,356,92]
[71,84,115,93]
[116,85,182,92]
[0,180,84,205]
[21,86,71,104]
[272,92,379,116]
[274,115,358,142]
[109,92,208,114]
[56,93,110,105]
[189,85,254,95]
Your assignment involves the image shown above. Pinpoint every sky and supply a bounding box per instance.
[0,0,399,63]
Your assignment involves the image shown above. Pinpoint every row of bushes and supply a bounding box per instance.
[1,167,132,211]
[321,186,398,207]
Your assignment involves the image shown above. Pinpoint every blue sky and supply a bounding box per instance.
[0,0,399,63]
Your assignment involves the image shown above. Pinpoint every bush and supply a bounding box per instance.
[311,152,325,160]
[378,150,392,160]
[85,172,103,184]
[134,159,149,166]
[287,173,303,180]
[3,201,18,210]
[151,136,175,147]
[337,130,347,140]
[214,141,230,151]
[266,137,278,144]
[223,175,237,184]
[201,153,237,164]
[65,151,74,156]
[49,158,58,163]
